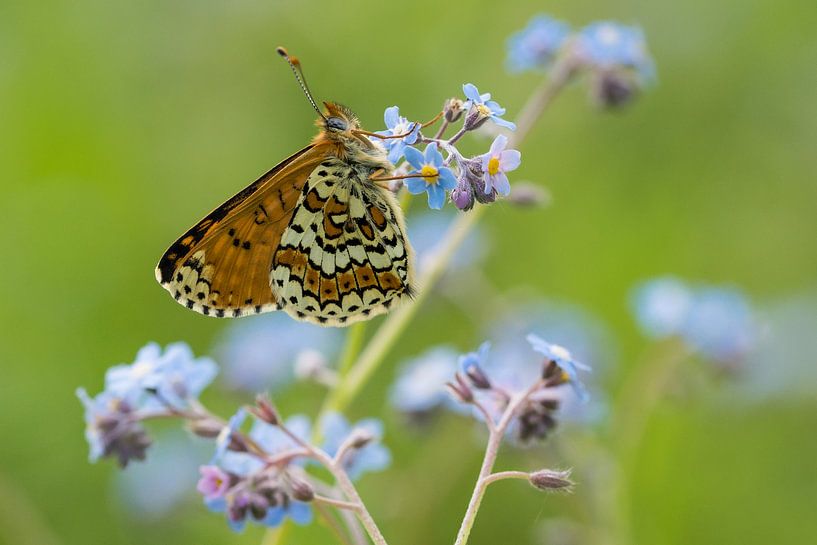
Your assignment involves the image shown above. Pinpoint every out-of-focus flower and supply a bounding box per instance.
[104,342,217,410]
[459,343,493,390]
[408,210,487,274]
[527,334,591,400]
[197,464,231,501]
[115,433,210,519]
[631,277,694,339]
[320,413,391,480]
[479,134,521,196]
[214,313,342,392]
[390,346,461,414]
[630,277,757,364]
[205,491,312,533]
[377,106,421,163]
[462,83,517,130]
[77,388,151,467]
[214,408,247,462]
[506,15,571,72]
[575,22,654,80]
[404,143,458,210]
[682,287,754,363]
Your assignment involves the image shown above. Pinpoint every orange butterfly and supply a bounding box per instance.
[156,48,421,327]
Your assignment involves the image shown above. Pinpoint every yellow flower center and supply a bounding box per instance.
[476,104,492,117]
[420,164,439,184]
[487,156,500,176]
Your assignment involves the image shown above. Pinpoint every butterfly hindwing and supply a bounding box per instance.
[270,158,414,326]
[155,145,323,317]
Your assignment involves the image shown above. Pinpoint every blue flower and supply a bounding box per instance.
[408,211,487,274]
[576,22,655,81]
[462,83,517,130]
[104,342,217,410]
[76,388,151,466]
[631,277,694,339]
[527,333,592,401]
[377,106,421,163]
[404,143,458,209]
[630,278,756,363]
[506,15,571,72]
[479,134,521,196]
[681,287,755,363]
[459,342,492,389]
[214,313,342,392]
[320,413,391,480]
[390,346,461,413]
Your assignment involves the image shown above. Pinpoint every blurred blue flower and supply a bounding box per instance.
[214,313,342,392]
[320,413,391,480]
[631,277,756,363]
[462,83,517,130]
[409,210,487,275]
[104,342,217,410]
[390,346,461,413]
[377,106,421,163]
[575,22,655,80]
[479,134,521,196]
[483,300,614,424]
[77,388,151,466]
[404,143,458,210]
[527,333,591,401]
[217,413,310,476]
[115,432,210,520]
[506,15,571,72]
[631,277,694,339]
[682,287,754,362]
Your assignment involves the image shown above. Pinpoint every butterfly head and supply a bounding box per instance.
[320,102,360,134]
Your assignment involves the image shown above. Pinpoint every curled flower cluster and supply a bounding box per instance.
[507,14,656,108]
[77,343,391,533]
[372,83,521,211]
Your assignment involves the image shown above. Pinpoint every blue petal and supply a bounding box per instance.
[463,83,481,103]
[437,167,458,190]
[486,100,506,116]
[288,502,314,525]
[405,178,427,195]
[384,106,399,129]
[227,516,246,533]
[262,506,285,527]
[403,146,425,170]
[423,142,440,165]
[387,141,406,163]
[426,184,446,210]
[491,117,517,130]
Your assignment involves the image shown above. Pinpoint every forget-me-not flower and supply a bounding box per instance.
[631,277,694,339]
[506,15,571,72]
[479,134,521,196]
[527,333,591,401]
[377,106,421,163]
[104,342,217,410]
[462,83,517,130]
[390,346,461,413]
[404,143,458,209]
[576,22,655,80]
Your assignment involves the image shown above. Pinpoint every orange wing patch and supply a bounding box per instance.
[155,145,325,317]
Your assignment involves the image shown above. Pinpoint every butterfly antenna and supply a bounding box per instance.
[276,46,326,121]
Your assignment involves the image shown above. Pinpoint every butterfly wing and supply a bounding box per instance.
[155,145,325,317]
[270,158,415,326]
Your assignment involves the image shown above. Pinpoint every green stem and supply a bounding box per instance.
[338,322,368,376]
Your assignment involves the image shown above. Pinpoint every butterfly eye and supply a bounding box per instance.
[326,117,348,131]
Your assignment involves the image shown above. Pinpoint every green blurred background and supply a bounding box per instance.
[2,0,816,544]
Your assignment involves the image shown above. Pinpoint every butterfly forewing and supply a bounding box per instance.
[270,158,414,326]
[155,145,323,317]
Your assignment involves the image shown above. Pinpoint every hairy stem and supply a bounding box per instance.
[453,383,540,545]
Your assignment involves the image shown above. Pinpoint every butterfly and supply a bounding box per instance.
[155,48,419,327]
